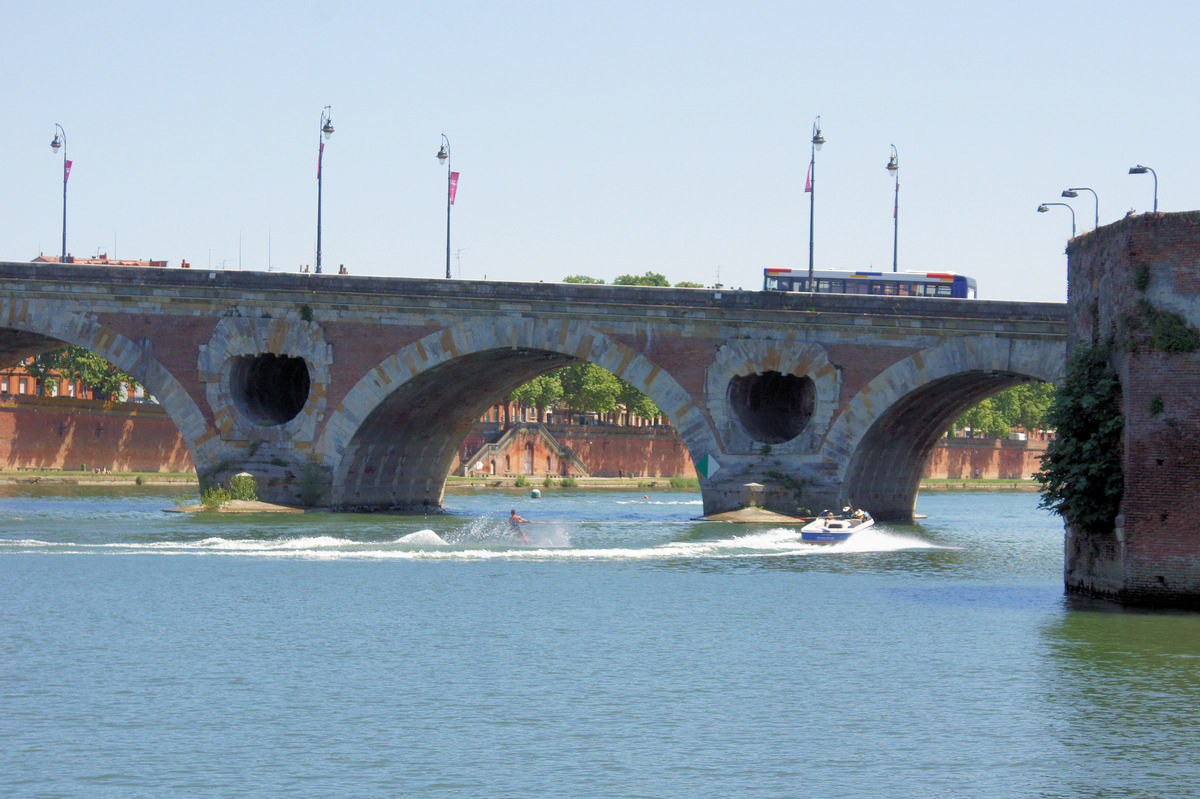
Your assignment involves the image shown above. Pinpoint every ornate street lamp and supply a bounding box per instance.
[1061,187,1099,230]
[436,134,455,279]
[807,116,825,287]
[1037,202,1075,237]
[49,124,70,262]
[315,106,334,274]
[1128,164,1157,213]
[887,144,899,272]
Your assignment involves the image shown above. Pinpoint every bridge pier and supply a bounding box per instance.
[1064,212,1200,608]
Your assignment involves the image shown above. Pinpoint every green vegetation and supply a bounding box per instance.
[565,272,711,289]
[229,473,258,502]
[613,271,670,287]
[24,346,140,400]
[298,461,326,507]
[508,362,661,423]
[201,486,231,509]
[1125,299,1200,354]
[952,382,1055,440]
[1034,345,1124,536]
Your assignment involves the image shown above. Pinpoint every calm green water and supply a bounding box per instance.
[2,485,1199,798]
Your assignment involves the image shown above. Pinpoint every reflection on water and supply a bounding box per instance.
[1039,603,1200,797]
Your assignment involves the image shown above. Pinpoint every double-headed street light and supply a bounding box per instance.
[1038,202,1075,237]
[1061,187,1098,230]
[436,134,455,279]
[49,124,70,262]
[886,144,899,272]
[1129,164,1158,213]
[315,106,334,274]
[807,116,825,287]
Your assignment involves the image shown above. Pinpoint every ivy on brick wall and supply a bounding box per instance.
[1034,344,1124,536]
[1127,299,1200,353]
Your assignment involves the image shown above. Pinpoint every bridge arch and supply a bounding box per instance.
[823,335,1065,520]
[316,318,719,510]
[0,299,215,465]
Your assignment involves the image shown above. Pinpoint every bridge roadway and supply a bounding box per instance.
[0,261,1067,518]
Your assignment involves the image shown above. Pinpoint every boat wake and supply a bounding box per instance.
[1,523,944,561]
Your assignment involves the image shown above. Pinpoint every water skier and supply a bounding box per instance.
[509,509,531,544]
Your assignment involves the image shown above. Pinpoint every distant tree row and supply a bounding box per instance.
[563,271,704,288]
[952,382,1056,439]
[509,363,660,424]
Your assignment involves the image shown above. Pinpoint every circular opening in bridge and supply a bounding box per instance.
[230,354,311,426]
[727,371,815,444]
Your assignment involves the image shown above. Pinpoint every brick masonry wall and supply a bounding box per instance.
[921,438,1047,480]
[0,395,194,472]
[1066,211,1200,605]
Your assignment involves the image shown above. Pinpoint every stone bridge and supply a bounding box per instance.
[0,261,1066,519]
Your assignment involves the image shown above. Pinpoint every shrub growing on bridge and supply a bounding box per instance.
[1035,344,1124,536]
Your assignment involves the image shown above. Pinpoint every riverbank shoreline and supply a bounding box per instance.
[0,471,1040,493]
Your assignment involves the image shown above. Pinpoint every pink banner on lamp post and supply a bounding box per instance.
[449,171,460,204]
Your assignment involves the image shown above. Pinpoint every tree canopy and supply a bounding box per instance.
[507,362,660,423]
[564,272,707,288]
[22,346,140,401]
[613,271,670,287]
[953,382,1055,439]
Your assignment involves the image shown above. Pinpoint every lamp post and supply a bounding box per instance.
[436,134,454,279]
[1128,164,1157,213]
[886,144,899,272]
[49,124,69,262]
[807,116,825,288]
[1037,202,1075,237]
[1061,187,1098,230]
[315,106,334,274]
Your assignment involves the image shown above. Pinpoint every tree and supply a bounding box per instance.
[953,382,1056,438]
[23,351,65,396]
[613,272,669,287]
[955,397,1009,439]
[557,363,621,417]
[563,275,605,284]
[617,378,660,422]
[508,372,564,423]
[55,346,139,401]
[673,281,705,288]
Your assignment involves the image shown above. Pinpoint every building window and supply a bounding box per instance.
[1,377,7,394]
[19,378,28,394]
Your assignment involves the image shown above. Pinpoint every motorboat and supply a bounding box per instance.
[801,507,874,543]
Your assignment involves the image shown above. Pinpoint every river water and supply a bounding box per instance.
[2,484,1199,798]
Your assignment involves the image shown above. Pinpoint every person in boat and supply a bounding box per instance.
[509,509,531,544]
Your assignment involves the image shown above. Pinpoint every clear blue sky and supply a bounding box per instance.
[4,0,1194,303]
